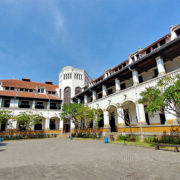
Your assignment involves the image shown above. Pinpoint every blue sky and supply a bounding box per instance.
[0,0,180,84]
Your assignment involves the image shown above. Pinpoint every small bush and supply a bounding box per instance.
[144,136,158,143]
[77,132,84,137]
[117,134,135,141]
[160,136,180,144]
[71,133,76,137]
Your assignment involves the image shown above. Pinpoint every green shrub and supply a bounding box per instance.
[144,136,158,143]
[160,136,180,144]
[78,132,84,137]
[71,133,76,137]
[117,134,132,141]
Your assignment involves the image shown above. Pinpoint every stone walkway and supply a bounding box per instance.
[0,138,180,180]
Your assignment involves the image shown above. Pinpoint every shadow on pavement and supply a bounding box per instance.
[0,142,8,147]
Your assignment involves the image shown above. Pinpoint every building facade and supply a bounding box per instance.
[73,24,180,135]
[0,24,180,136]
[0,67,91,135]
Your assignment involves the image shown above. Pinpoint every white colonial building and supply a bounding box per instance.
[0,24,180,136]
[0,67,91,135]
[73,24,180,135]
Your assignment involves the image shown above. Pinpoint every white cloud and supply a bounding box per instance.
[0,0,65,35]
[52,6,64,33]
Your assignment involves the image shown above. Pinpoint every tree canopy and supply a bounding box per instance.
[0,110,12,124]
[139,74,180,123]
[15,111,43,130]
[60,103,101,129]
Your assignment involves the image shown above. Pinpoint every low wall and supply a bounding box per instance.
[118,125,180,135]
[0,130,62,137]
[71,125,180,136]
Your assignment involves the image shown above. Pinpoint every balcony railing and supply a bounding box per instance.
[3,104,10,108]
[87,68,180,105]
[35,105,44,109]
[50,106,60,110]
[19,104,30,108]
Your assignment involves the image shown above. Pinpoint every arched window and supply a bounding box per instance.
[75,87,81,95]
[64,87,71,104]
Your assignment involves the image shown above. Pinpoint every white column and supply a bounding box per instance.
[132,70,139,86]
[165,104,178,125]
[32,100,36,109]
[71,120,75,132]
[136,103,146,125]
[47,101,50,110]
[30,122,34,130]
[0,98,2,107]
[103,110,110,128]
[117,108,124,127]
[45,118,50,130]
[10,98,19,108]
[155,56,166,75]
[102,85,107,97]
[84,95,88,104]
[77,98,81,104]
[92,91,96,101]
[134,55,138,61]
[115,78,121,92]
[59,119,63,131]
[128,55,133,64]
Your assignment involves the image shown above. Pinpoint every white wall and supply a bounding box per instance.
[58,66,91,101]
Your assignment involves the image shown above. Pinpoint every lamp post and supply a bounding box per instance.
[128,67,144,142]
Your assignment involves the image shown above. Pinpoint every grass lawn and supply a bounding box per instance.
[73,137,178,151]
[73,137,100,140]
[113,140,154,148]
[113,140,179,151]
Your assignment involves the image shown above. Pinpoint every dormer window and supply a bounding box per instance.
[175,28,180,36]
[48,91,56,95]
[38,88,45,93]
[123,63,126,67]
[160,39,166,46]
[136,54,140,60]
[132,56,135,62]
[146,48,151,54]
[152,44,158,50]
[5,87,9,90]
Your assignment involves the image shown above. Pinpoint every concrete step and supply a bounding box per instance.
[57,133,71,139]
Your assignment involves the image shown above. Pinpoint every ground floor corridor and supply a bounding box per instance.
[0,138,180,180]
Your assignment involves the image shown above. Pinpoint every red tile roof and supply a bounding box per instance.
[0,90,61,101]
[0,79,58,91]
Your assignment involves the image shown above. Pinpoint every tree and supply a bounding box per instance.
[139,74,180,123]
[77,105,101,128]
[0,110,12,130]
[60,103,101,130]
[15,111,42,131]
[117,102,134,137]
[61,103,82,129]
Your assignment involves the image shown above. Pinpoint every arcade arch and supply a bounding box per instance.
[107,105,118,132]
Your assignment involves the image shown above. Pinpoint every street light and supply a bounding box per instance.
[128,66,144,142]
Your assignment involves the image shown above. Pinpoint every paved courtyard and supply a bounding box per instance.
[0,138,180,180]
